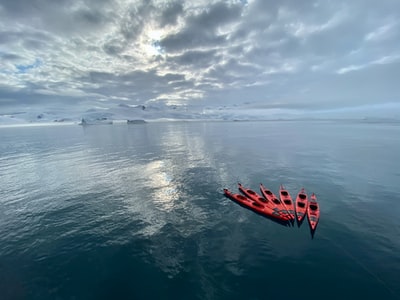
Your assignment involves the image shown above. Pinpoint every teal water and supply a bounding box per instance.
[0,121,399,300]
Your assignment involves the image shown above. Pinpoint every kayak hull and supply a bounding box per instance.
[295,188,308,224]
[279,185,295,221]
[224,188,289,222]
[307,193,320,231]
[259,183,291,220]
[238,183,268,205]
[238,183,290,221]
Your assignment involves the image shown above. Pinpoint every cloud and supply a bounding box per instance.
[365,21,398,42]
[159,2,184,27]
[337,54,400,74]
[0,0,399,119]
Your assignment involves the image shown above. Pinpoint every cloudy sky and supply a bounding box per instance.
[1,0,400,118]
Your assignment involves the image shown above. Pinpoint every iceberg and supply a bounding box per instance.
[78,118,113,125]
[127,119,146,124]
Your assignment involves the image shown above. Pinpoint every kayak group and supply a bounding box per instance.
[224,183,320,231]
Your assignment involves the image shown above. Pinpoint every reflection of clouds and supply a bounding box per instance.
[159,124,211,164]
[131,124,230,279]
[2,124,244,282]
[143,160,179,212]
[157,123,232,187]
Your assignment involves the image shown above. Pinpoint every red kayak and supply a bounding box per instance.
[223,188,289,221]
[295,188,308,223]
[238,183,267,205]
[307,193,320,230]
[238,183,290,220]
[279,185,295,221]
[260,183,291,219]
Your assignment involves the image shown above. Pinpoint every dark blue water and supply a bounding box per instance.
[1,121,399,300]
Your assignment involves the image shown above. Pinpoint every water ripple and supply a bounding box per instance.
[1,122,399,299]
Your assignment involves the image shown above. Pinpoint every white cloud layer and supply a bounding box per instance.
[1,0,399,120]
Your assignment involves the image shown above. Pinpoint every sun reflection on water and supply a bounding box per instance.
[143,160,179,212]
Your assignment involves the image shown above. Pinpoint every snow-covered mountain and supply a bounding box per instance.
[1,102,399,126]
[0,103,230,125]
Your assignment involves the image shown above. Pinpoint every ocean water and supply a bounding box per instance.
[0,121,399,300]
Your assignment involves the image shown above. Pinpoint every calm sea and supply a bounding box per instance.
[0,121,399,300]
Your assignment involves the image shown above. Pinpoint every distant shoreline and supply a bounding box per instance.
[1,118,400,129]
